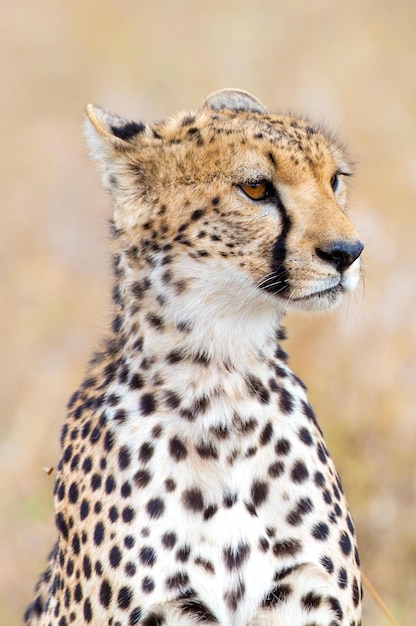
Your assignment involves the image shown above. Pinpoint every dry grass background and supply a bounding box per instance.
[1,1,415,623]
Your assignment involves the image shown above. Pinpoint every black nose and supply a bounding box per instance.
[316,240,364,272]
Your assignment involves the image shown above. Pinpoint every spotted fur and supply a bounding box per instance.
[25,89,363,626]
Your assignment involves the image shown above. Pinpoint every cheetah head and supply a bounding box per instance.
[85,89,363,320]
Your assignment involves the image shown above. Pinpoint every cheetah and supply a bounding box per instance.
[25,89,364,626]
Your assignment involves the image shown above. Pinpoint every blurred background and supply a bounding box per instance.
[1,0,415,623]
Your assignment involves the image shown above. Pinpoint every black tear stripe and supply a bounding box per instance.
[261,194,292,296]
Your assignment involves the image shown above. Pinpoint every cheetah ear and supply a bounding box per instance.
[85,104,147,146]
[84,105,149,191]
[203,89,267,114]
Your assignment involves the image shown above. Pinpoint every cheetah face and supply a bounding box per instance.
[85,89,363,316]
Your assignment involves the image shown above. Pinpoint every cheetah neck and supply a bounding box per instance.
[114,250,284,372]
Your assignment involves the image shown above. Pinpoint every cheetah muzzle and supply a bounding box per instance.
[25,88,363,626]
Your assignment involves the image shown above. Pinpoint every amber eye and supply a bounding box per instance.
[239,181,269,201]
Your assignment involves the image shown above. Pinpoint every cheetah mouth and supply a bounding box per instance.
[291,283,344,303]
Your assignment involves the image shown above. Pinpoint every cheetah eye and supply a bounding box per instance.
[330,174,340,193]
[239,181,270,201]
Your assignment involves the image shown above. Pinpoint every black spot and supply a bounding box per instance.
[181,113,196,127]
[146,498,165,519]
[111,121,145,141]
[68,482,79,504]
[245,502,257,516]
[352,577,360,606]
[118,446,131,470]
[140,393,156,415]
[298,427,314,446]
[105,475,116,494]
[129,606,143,625]
[99,579,112,608]
[301,591,322,610]
[94,522,105,546]
[81,422,91,440]
[209,424,229,439]
[302,399,319,426]
[62,444,73,464]
[347,514,355,535]
[195,441,218,459]
[261,584,292,607]
[66,558,74,577]
[260,422,273,445]
[327,596,343,620]
[323,489,332,504]
[55,512,69,540]
[142,576,155,593]
[286,497,314,526]
[118,586,133,610]
[259,537,270,552]
[338,567,348,589]
[223,492,237,507]
[134,469,151,488]
[139,442,154,463]
[162,532,177,549]
[165,571,189,590]
[83,598,93,622]
[279,387,294,414]
[165,390,181,408]
[104,430,115,452]
[314,471,325,488]
[80,499,90,520]
[268,461,285,478]
[109,545,122,568]
[56,481,65,502]
[121,481,132,498]
[82,555,92,579]
[107,393,120,406]
[194,556,215,573]
[180,395,210,420]
[182,488,204,512]
[317,442,329,464]
[223,542,250,569]
[82,456,92,473]
[71,533,80,555]
[246,375,270,404]
[190,209,205,221]
[291,460,309,483]
[122,506,135,523]
[114,408,127,424]
[166,349,184,364]
[165,478,176,492]
[130,373,144,389]
[169,436,187,461]
[272,538,302,558]
[275,438,291,455]
[176,545,191,562]
[203,504,218,520]
[250,480,269,507]
[321,555,334,574]
[224,580,246,611]
[140,546,156,566]
[312,522,330,541]
[339,531,352,556]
